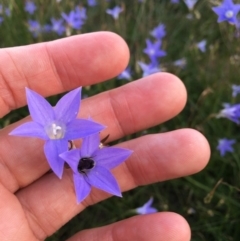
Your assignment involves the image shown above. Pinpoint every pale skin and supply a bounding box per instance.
[0,32,210,241]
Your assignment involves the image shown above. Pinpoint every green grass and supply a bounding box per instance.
[1,0,240,240]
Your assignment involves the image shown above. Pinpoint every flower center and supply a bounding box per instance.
[149,49,155,56]
[78,157,95,174]
[225,10,234,18]
[45,121,66,139]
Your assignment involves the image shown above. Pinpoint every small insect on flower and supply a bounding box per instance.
[78,157,95,174]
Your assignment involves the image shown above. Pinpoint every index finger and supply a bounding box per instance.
[0,32,129,117]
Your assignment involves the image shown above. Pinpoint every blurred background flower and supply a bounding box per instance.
[135,197,158,215]
[217,138,236,156]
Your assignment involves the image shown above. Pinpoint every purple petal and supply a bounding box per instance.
[95,147,133,170]
[87,165,122,197]
[65,119,105,140]
[136,206,157,215]
[136,197,157,215]
[73,173,91,203]
[59,149,80,173]
[144,197,154,207]
[217,138,236,156]
[145,207,158,213]
[44,139,68,178]
[81,133,100,157]
[9,121,48,139]
[61,12,68,21]
[54,88,81,124]
[26,88,55,126]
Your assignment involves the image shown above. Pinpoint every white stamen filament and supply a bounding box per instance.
[225,10,233,18]
[45,121,66,139]
[52,123,61,135]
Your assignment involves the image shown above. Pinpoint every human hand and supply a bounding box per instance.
[0,32,210,241]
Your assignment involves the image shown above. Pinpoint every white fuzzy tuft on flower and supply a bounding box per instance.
[45,122,66,139]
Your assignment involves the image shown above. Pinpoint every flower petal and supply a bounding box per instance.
[65,119,105,140]
[54,87,82,124]
[95,147,133,169]
[26,88,55,126]
[81,133,100,157]
[59,149,80,173]
[144,197,153,207]
[87,165,122,197]
[9,121,48,139]
[73,173,91,204]
[136,206,157,215]
[135,197,157,215]
[44,139,68,178]
[145,207,158,214]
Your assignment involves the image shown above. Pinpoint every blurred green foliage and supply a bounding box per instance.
[1,0,240,240]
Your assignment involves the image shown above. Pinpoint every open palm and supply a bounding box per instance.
[0,32,210,241]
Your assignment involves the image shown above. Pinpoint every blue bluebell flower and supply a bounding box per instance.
[0,4,2,14]
[173,58,187,68]
[143,39,166,65]
[171,0,180,4]
[51,18,65,36]
[135,197,158,215]
[150,23,166,40]
[232,85,240,97]
[197,39,207,52]
[216,103,240,124]
[28,20,41,37]
[138,61,161,77]
[106,6,123,19]
[60,133,132,203]
[117,67,132,81]
[62,10,85,31]
[212,0,240,24]
[87,0,97,7]
[217,138,236,156]
[184,0,198,10]
[24,1,37,15]
[5,7,10,16]
[75,6,87,20]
